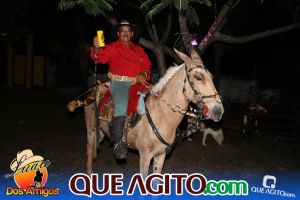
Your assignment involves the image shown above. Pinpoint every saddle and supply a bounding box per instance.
[98,82,150,124]
[98,90,114,122]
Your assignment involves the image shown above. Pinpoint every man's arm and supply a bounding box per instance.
[140,48,152,81]
[90,36,110,64]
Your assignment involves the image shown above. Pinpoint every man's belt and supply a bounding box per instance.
[108,72,136,83]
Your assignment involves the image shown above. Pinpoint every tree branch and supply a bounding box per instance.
[102,12,118,25]
[179,12,193,53]
[137,37,156,50]
[287,0,300,23]
[198,0,239,52]
[160,12,172,44]
[163,46,181,63]
[214,23,300,44]
[150,20,159,41]
[145,18,158,42]
[138,38,181,64]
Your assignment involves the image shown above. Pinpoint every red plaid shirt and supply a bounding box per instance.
[90,40,152,80]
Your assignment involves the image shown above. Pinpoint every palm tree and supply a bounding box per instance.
[141,0,212,53]
[59,0,116,16]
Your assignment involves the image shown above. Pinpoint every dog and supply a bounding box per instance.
[186,117,224,146]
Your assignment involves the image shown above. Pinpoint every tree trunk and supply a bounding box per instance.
[153,45,167,76]
[138,38,167,77]
[179,12,193,54]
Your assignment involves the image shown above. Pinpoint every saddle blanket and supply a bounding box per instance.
[98,82,149,117]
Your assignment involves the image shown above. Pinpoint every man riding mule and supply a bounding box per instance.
[68,48,224,177]
[90,20,152,160]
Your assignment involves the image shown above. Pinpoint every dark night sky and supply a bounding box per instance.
[0,0,299,95]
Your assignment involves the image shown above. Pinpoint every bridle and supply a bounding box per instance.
[145,63,222,154]
[152,63,222,118]
[155,64,222,119]
[183,64,221,109]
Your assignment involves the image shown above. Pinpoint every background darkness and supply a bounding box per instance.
[0,0,299,179]
[0,0,299,103]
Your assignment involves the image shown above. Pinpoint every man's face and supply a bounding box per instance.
[117,25,134,43]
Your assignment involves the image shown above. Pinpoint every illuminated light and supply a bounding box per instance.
[191,39,198,46]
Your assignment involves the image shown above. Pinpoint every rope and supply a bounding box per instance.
[94,49,100,145]
[69,87,93,102]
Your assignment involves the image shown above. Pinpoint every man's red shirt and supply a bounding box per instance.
[90,40,152,79]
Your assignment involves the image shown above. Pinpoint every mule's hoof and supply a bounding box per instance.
[87,169,93,176]
[114,141,127,160]
[108,138,115,148]
[115,153,127,160]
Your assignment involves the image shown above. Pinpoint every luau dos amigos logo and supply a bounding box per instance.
[5,149,59,197]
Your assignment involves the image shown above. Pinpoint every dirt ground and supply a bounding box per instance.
[0,87,298,174]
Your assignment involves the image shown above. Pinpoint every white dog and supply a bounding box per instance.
[186,117,224,146]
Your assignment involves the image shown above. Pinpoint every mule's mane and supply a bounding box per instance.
[151,64,184,94]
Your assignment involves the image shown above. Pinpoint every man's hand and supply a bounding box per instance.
[93,36,100,48]
[96,79,101,85]
[136,72,147,83]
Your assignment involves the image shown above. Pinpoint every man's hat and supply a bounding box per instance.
[111,20,140,40]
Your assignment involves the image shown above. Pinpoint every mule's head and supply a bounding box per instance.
[174,49,224,122]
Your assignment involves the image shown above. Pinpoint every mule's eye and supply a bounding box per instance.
[194,72,204,81]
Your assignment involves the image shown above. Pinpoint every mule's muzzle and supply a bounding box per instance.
[207,104,224,122]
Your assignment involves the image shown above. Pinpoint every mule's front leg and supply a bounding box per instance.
[151,152,166,188]
[139,152,152,178]
[153,152,166,174]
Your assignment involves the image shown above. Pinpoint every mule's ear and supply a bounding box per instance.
[191,49,204,67]
[174,48,192,64]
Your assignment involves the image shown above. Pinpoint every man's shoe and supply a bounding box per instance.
[113,141,127,160]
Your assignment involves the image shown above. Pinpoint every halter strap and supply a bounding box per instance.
[184,64,221,104]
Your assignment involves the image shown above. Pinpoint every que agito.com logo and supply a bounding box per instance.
[5,149,59,197]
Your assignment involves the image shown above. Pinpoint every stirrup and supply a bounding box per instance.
[113,141,127,159]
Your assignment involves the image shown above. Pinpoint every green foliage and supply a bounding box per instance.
[141,0,211,26]
[146,0,173,19]
[58,0,116,16]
